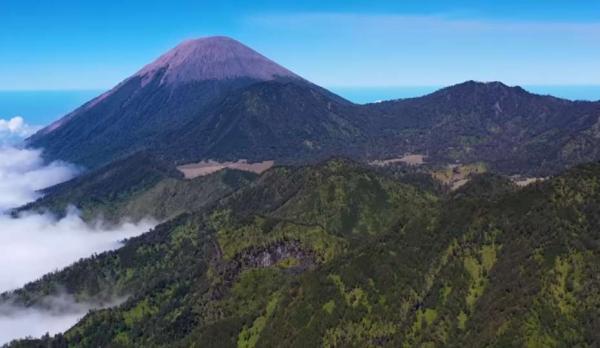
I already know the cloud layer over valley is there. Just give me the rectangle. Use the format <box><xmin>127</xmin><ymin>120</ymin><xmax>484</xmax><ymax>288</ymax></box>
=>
<box><xmin>0</xmin><ymin>209</ymin><xmax>156</xmax><ymax>292</ymax></box>
<box><xmin>0</xmin><ymin>146</ymin><xmax>77</xmax><ymax>211</ymax></box>
<box><xmin>0</xmin><ymin>117</ymin><xmax>157</xmax><ymax>344</ymax></box>
<box><xmin>0</xmin><ymin>210</ymin><xmax>155</xmax><ymax>345</ymax></box>
<box><xmin>0</xmin><ymin>294</ymin><xmax>126</xmax><ymax>344</ymax></box>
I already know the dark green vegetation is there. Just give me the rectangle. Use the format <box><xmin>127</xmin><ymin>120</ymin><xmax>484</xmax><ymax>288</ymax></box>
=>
<box><xmin>365</xmin><ymin>81</ymin><xmax>600</xmax><ymax>175</ymax></box>
<box><xmin>16</xmin><ymin>152</ymin><xmax>257</xmax><ymax>223</ymax></box>
<box><xmin>5</xmin><ymin>159</ymin><xmax>600</xmax><ymax>347</ymax></box>
<box><xmin>170</xmin><ymin>81</ymin><xmax>364</xmax><ymax>165</ymax></box>
<box><xmin>28</xmin><ymin>37</ymin><xmax>600</xmax><ymax>176</ymax></box>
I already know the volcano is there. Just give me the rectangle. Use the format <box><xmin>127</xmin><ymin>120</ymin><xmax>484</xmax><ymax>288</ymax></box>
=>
<box><xmin>28</xmin><ymin>36</ymin><xmax>356</xmax><ymax>169</ymax></box>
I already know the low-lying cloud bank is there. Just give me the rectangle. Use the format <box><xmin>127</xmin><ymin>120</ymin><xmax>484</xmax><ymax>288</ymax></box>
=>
<box><xmin>0</xmin><ymin>209</ymin><xmax>156</xmax><ymax>292</ymax></box>
<box><xmin>0</xmin><ymin>294</ymin><xmax>126</xmax><ymax>345</ymax></box>
<box><xmin>0</xmin><ymin>146</ymin><xmax>78</xmax><ymax>211</ymax></box>
<box><xmin>0</xmin><ymin>117</ymin><xmax>157</xmax><ymax>344</ymax></box>
<box><xmin>0</xmin><ymin>116</ymin><xmax>77</xmax><ymax>210</ymax></box>
<box><xmin>0</xmin><ymin>210</ymin><xmax>155</xmax><ymax>345</ymax></box>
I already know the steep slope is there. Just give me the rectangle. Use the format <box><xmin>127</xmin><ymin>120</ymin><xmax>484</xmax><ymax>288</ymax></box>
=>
<box><xmin>255</xmin><ymin>164</ymin><xmax>600</xmax><ymax>347</ymax></box>
<box><xmin>364</xmin><ymin>81</ymin><xmax>600</xmax><ymax>175</ymax></box>
<box><xmin>27</xmin><ymin>36</ymin><xmax>339</xmax><ymax>169</ymax></box>
<box><xmin>3</xmin><ymin>159</ymin><xmax>438</xmax><ymax>347</ymax></box>
<box><xmin>5</xmin><ymin>160</ymin><xmax>600</xmax><ymax>347</ymax></box>
<box><xmin>166</xmin><ymin>81</ymin><xmax>364</xmax><ymax>163</ymax></box>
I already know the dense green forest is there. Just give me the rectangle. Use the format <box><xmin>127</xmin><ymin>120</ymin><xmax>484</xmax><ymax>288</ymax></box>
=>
<box><xmin>5</xmin><ymin>159</ymin><xmax>600</xmax><ymax>347</ymax></box>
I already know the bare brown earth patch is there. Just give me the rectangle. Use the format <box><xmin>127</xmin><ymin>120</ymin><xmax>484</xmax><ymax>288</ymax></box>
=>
<box><xmin>177</xmin><ymin>159</ymin><xmax>274</xmax><ymax>179</ymax></box>
<box><xmin>511</xmin><ymin>176</ymin><xmax>547</xmax><ymax>187</ymax></box>
<box><xmin>370</xmin><ymin>154</ymin><xmax>426</xmax><ymax>166</ymax></box>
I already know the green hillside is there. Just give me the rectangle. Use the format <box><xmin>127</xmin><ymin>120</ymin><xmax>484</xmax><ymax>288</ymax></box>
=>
<box><xmin>16</xmin><ymin>152</ymin><xmax>257</xmax><ymax>223</ymax></box>
<box><xmin>5</xmin><ymin>160</ymin><xmax>600</xmax><ymax>347</ymax></box>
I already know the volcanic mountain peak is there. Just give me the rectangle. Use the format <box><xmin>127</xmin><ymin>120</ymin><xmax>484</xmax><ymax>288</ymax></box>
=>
<box><xmin>135</xmin><ymin>36</ymin><xmax>300</xmax><ymax>85</ymax></box>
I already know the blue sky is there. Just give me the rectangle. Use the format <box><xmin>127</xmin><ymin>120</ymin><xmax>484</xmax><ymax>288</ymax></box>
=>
<box><xmin>2</xmin><ymin>0</ymin><xmax>600</xmax><ymax>90</ymax></box>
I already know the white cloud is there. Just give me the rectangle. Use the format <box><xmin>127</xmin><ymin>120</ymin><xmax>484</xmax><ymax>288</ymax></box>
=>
<box><xmin>0</xmin><ymin>209</ymin><xmax>156</xmax><ymax>292</ymax></box>
<box><xmin>0</xmin><ymin>307</ymin><xmax>85</xmax><ymax>344</ymax></box>
<box><xmin>0</xmin><ymin>146</ymin><xmax>78</xmax><ymax>211</ymax></box>
<box><xmin>0</xmin><ymin>116</ymin><xmax>39</xmax><ymax>145</ymax></box>
<box><xmin>0</xmin><ymin>305</ymin><xmax>86</xmax><ymax>344</ymax></box>
<box><xmin>0</xmin><ymin>210</ymin><xmax>155</xmax><ymax>345</ymax></box>
<box><xmin>0</xmin><ymin>294</ymin><xmax>126</xmax><ymax>345</ymax></box>
<box><xmin>0</xmin><ymin>118</ymin><xmax>158</xmax><ymax>343</ymax></box>
<box><xmin>0</xmin><ymin>118</ymin><xmax>65</xmax><ymax>211</ymax></box>
<box><xmin>0</xmin><ymin>117</ymin><xmax>25</xmax><ymax>133</ymax></box>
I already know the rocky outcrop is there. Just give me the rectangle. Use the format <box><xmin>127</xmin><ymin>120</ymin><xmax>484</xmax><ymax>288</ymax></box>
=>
<box><xmin>210</xmin><ymin>240</ymin><xmax>315</xmax><ymax>300</ymax></box>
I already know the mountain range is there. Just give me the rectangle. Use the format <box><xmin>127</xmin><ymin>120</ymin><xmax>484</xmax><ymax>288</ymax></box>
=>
<box><xmin>28</xmin><ymin>36</ymin><xmax>600</xmax><ymax>176</ymax></box>
<box><xmin>4</xmin><ymin>36</ymin><xmax>600</xmax><ymax>347</ymax></box>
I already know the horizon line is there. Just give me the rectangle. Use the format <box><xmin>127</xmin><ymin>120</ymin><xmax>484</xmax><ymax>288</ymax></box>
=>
<box><xmin>3</xmin><ymin>83</ymin><xmax>600</xmax><ymax>92</ymax></box>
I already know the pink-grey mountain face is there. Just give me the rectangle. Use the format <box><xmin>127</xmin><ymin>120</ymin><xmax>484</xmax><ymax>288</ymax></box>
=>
<box><xmin>135</xmin><ymin>36</ymin><xmax>300</xmax><ymax>86</ymax></box>
<box><xmin>38</xmin><ymin>37</ymin><xmax>303</xmax><ymax>136</ymax></box>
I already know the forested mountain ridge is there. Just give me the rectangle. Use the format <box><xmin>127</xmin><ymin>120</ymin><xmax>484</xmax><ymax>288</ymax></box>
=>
<box><xmin>15</xmin><ymin>152</ymin><xmax>257</xmax><ymax>223</ymax></box>
<box><xmin>5</xmin><ymin>159</ymin><xmax>600</xmax><ymax>347</ymax></box>
<box><xmin>364</xmin><ymin>81</ymin><xmax>600</xmax><ymax>175</ymax></box>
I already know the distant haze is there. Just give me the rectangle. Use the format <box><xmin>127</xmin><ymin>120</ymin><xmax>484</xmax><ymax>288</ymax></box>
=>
<box><xmin>2</xmin><ymin>85</ymin><xmax>599</xmax><ymax>128</ymax></box>
<box><xmin>0</xmin><ymin>90</ymin><xmax>104</xmax><ymax>126</ymax></box>
<box><xmin>330</xmin><ymin>85</ymin><xmax>600</xmax><ymax>104</ymax></box>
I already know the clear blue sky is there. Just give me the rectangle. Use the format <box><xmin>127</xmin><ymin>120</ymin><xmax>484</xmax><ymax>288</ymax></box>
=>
<box><xmin>2</xmin><ymin>0</ymin><xmax>600</xmax><ymax>90</ymax></box>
